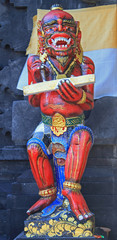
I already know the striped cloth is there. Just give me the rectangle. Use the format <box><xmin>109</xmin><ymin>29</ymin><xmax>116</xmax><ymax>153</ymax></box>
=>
<box><xmin>17</xmin><ymin>4</ymin><xmax>117</xmax><ymax>99</ymax></box>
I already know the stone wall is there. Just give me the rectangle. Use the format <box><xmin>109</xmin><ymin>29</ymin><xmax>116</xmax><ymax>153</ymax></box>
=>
<box><xmin>0</xmin><ymin>1</ymin><xmax>117</xmax><ymax>240</ymax></box>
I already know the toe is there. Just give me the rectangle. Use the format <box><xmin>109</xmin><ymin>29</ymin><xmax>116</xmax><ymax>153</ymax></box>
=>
<box><xmin>72</xmin><ymin>207</ymin><xmax>83</xmax><ymax>220</ymax></box>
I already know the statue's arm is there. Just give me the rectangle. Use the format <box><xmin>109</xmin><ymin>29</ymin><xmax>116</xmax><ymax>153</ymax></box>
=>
<box><xmin>56</xmin><ymin>57</ymin><xmax>94</xmax><ymax>107</ymax></box>
<box><xmin>27</xmin><ymin>55</ymin><xmax>42</xmax><ymax>107</ymax></box>
<box><xmin>79</xmin><ymin>56</ymin><xmax>95</xmax><ymax>111</ymax></box>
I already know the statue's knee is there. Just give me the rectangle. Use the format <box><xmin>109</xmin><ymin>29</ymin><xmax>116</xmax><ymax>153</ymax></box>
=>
<box><xmin>27</xmin><ymin>137</ymin><xmax>48</xmax><ymax>158</ymax></box>
<box><xmin>27</xmin><ymin>138</ymin><xmax>39</xmax><ymax>151</ymax></box>
<box><xmin>70</xmin><ymin>131</ymin><xmax>80</xmax><ymax>145</ymax></box>
<box><xmin>69</xmin><ymin>126</ymin><xmax>94</xmax><ymax>146</ymax></box>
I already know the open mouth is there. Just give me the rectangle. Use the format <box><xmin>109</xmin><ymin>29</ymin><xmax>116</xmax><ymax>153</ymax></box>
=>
<box><xmin>48</xmin><ymin>36</ymin><xmax>74</xmax><ymax>49</ymax></box>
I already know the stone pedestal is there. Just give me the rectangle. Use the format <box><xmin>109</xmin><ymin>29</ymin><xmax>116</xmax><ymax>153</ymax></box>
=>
<box><xmin>14</xmin><ymin>228</ymin><xmax>108</xmax><ymax>240</ymax></box>
<box><xmin>14</xmin><ymin>199</ymin><xmax>108</xmax><ymax>240</ymax></box>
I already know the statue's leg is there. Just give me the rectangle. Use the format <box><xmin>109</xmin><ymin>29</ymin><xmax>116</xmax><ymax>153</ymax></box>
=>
<box><xmin>27</xmin><ymin>123</ymin><xmax>56</xmax><ymax>215</ymax></box>
<box><xmin>62</xmin><ymin>125</ymin><xmax>93</xmax><ymax>220</ymax></box>
<box><xmin>41</xmin><ymin>130</ymin><xmax>68</xmax><ymax>216</ymax></box>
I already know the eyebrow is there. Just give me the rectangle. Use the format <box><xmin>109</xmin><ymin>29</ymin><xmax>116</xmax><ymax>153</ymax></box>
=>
<box><xmin>63</xmin><ymin>19</ymin><xmax>76</xmax><ymax>26</ymax></box>
<box><xmin>43</xmin><ymin>20</ymin><xmax>57</xmax><ymax>27</ymax></box>
<box><xmin>43</xmin><ymin>19</ymin><xmax>76</xmax><ymax>28</ymax></box>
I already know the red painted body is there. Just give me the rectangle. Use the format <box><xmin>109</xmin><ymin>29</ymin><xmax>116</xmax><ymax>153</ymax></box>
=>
<box><xmin>27</xmin><ymin>5</ymin><xmax>95</xmax><ymax>219</ymax></box>
<box><xmin>28</xmin><ymin>56</ymin><xmax>94</xmax><ymax>117</ymax></box>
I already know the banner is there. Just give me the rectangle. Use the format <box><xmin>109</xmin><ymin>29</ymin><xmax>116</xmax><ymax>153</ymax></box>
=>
<box><xmin>17</xmin><ymin>4</ymin><xmax>117</xmax><ymax>99</ymax></box>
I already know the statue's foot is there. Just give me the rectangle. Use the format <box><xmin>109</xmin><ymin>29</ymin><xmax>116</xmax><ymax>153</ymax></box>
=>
<box><xmin>41</xmin><ymin>193</ymin><xmax>64</xmax><ymax>217</ymax></box>
<box><xmin>62</xmin><ymin>189</ymin><xmax>93</xmax><ymax>220</ymax></box>
<box><xmin>26</xmin><ymin>194</ymin><xmax>56</xmax><ymax>216</ymax></box>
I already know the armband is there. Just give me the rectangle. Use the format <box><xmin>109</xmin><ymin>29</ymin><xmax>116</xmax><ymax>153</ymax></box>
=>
<box><xmin>77</xmin><ymin>90</ymin><xmax>86</xmax><ymax>104</ymax></box>
<box><xmin>63</xmin><ymin>181</ymin><xmax>81</xmax><ymax>191</ymax></box>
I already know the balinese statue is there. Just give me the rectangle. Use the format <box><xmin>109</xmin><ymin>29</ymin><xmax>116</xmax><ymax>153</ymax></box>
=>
<box><xmin>24</xmin><ymin>4</ymin><xmax>96</xmax><ymax>238</ymax></box>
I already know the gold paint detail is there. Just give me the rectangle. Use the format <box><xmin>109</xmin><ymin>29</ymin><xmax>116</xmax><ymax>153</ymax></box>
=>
<box><xmin>77</xmin><ymin>90</ymin><xmax>86</xmax><ymax>104</ymax></box>
<box><xmin>42</xmin><ymin>112</ymin><xmax>85</xmax><ymax>127</ymax></box>
<box><xmin>52</xmin><ymin>113</ymin><xmax>66</xmax><ymax>127</ymax></box>
<box><xmin>40</xmin><ymin>52</ymin><xmax>48</xmax><ymax>63</ymax></box>
<box><xmin>51</xmin><ymin>126</ymin><xmax>67</xmax><ymax>136</ymax></box>
<box><xmin>56</xmin><ymin>56</ymin><xmax>69</xmax><ymax>66</ymax></box>
<box><xmin>76</xmin><ymin>44</ymin><xmax>83</xmax><ymax>64</ymax></box>
<box><xmin>56</xmin><ymin>74</ymin><xmax>67</xmax><ymax>79</ymax></box>
<box><xmin>57</xmin><ymin>158</ymin><xmax>65</xmax><ymax>166</ymax></box>
<box><xmin>24</xmin><ymin>214</ymin><xmax>94</xmax><ymax>238</ymax></box>
<box><xmin>51</xmin><ymin>6</ymin><xmax>63</xmax><ymax>11</ymax></box>
<box><xmin>52</xmin><ymin>143</ymin><xmax>65</xmax><ymax>155</ymax></box>
<box><xmin>73</xmin><ymin>134</ymin><xmax>79</xmax><ymax>179</ymax></box>
<box><xmin>63</xmin><ymin>181</ymin><xmax>81</xmax><ymax>191</ymax></box>
<box><xmin>47</xmin><ymin>104</ymin><xmax>65</xmax><ymax>110</ymax></box>
<box><xmin>51</xmin><ymin>113</ymin><xmax>67</xmax><ymax>136</ymax></box>
<box><xmin>47</xmin><ymin>56</ymin><xmax>77</xmax><ymax>78</ymax></box>
<box><xmin>39</xmin><ymin>187</ymin><xmax>57</xmax><ymax>197</ymax></box>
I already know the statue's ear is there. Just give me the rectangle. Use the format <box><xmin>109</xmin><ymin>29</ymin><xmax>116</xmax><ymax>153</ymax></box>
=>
<box><xmin>75</xmin><ymin>21</ymin><xmax>81</xmax><ymax>44</ymax></box>
<box><xmin>37</xmin><ymin>20</ymin><xmax>45</xmax><ymax>55</ymax></box>
<box><xmin>37</xmin><ymin>21</ymin><xmax>44</xmax><ymax>37</ymax></box>
<box><xmin>75</xmin><ymin>21</ymin><xmax>83</xmax><ymax>63</ymax></box>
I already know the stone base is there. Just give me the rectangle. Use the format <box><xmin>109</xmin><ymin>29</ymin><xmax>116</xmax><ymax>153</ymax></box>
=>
<box><xmin>23</xmin><ymin>198</ymin><xmax>95</xmax><ymax>238</ymax></box>
<box><xmin>14</xmin><ymin>228</ymin><xmax>108</xmax><ymax>240</ymax></box>
<box><xmin>14</xmin><ymin>199</ymin><xmax>108</xmax><ymax>240</ymax></box>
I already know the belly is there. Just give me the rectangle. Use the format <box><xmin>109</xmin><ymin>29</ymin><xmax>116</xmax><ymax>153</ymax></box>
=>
<box><xmin>40</xmin><ymin>91</ymin><xmax>83</xmax><ymax>117</ymax></box>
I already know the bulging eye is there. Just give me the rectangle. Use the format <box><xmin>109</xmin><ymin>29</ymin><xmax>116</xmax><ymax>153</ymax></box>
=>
<box><xmin>63</xmin><ymin>26</ymin><xmax>69</xmax><ymax>31</ymax></box>
<box><xmin>44</xmin><ymin>25</ymin><xmax>57</xmax><ymax>33</ymax></box>
<box><xmin>63</xmin><ymin>26</ymin><xmax>75</xmax><ymax>31</ymax></box>
<box><xmin>51</xmin><ymin>26</ymin><xmax>57</xmax><ymax>31</ymax></box>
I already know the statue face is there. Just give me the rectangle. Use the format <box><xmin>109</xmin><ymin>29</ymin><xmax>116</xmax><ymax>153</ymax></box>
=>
<box><xmin>42</xmin><ymin>10</ymin><xmax>77</xmax><ymax>57</ymax></box>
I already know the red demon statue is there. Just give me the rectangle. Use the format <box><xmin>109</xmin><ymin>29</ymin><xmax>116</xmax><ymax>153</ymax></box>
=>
<box><xmin>27</xmin><ymin>4</ymin><xmax>95</xmax><ymax>222</ymax></box>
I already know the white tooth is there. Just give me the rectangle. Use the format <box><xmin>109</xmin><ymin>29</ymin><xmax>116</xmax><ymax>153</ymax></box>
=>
<box><xmin>52</xmin><ymin>40</ymin><xmax>55</xmax><ymax>45</ymax></box>
<box><xmin>59</xmin><ymin>45</ymin><xmax>61</xmax><ymax>48</ymax></box>
<box><xmin>62</xmin><ymin>45</ymin><xmax>64</xmax><ymax>48</ymax></box>
<box><xmin>65</xmin><ymin>45</ymin><xmax>67</xmax><ymax>47</ymax></box>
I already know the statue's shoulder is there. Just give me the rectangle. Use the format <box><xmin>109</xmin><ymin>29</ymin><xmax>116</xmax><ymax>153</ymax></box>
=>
<box><xmin>81</xmin><ymin>56</ymin><xmax>95</xmax><ymax>74</ymax></box>
<box><xmin>27</xmin><ymin>55</ymin><xmax>42</xmax><ymax>68</ymax></box>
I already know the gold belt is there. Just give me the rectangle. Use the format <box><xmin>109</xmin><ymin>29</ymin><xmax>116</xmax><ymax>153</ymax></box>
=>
<box><xmin>41</xmin><ymin>113</ymin><xmax>84</xmax><ymax>136</ymax></box>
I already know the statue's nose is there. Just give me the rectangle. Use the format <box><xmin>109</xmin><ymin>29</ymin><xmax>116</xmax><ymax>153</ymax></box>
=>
<box><xmin>57</xmin><ymin>19</ymin><xmax>63</xmax><ymax>31</ymax></box>
<box><xmin>58</xmin><ymin>24</ymin><xmax>62</xmax><ymax>31</ymax></box>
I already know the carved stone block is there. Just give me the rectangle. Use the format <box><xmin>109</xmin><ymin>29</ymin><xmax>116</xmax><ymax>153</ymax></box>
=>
<box><xmin>12</xmin><ymin>100</ymin><xmax>41</xmax><ymax>145</ymax></box>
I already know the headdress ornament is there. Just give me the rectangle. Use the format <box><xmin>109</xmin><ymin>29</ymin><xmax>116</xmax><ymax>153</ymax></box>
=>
<box><xmin>50</xmin><ymin>4</ymin><xmax>63</xmax><ymax>11</ymax></box>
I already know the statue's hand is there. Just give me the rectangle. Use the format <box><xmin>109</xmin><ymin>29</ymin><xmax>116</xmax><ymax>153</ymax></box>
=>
<box><xmin>57</xmin><ymin>79</ymin><xmax>82</xmax><ymax>103</ymax></box>
<box><xmin>30</xmin><ymin>60</ymin><xmax>49</xmax><ymax>83</ymax></box>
